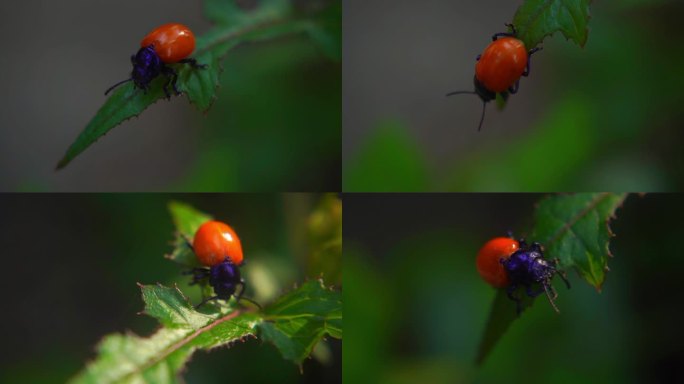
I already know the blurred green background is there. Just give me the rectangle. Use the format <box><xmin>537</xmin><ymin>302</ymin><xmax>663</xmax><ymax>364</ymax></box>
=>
<box><xmin>344</xmin><ymin>193</ymin><xmax>681</xmax><ymax>383</ymax></box>
<box><xmin>0</xmin><ymin>193</ymin><xmax>341</xmax><ymax>383</ymax></box>
<box><xmin>0</xmin><ymin>0</ymin><xmax>340</xmax><ymax>191</ymax></box>
<box><xmin>343</xmin><ymin>0</ymin><xmax>684</xmax><ymax>191</ymax></box>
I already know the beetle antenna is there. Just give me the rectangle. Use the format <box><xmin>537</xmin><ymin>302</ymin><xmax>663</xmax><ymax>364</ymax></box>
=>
<box><xmin>104</xmin><ymin>78</ymin><xmax>133</xmax><ymax>95</ymax></box>
<box><xmin>478</xmin><ymin>100</ymin><xmax>487</xmax><ymax>131</ymax></box>
<box><xmin>446</xmin><ymin>91</ymin><xmax>488</xmax><ymax>131</ymax></box>
<box><xmin>446</xmin><ymin>90</ymin><xmax>477</xmax><ymax>97</ymax></box>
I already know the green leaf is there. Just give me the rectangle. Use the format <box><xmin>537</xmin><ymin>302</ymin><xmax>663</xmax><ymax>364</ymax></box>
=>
<box><xmin>70</xmin><ymin>284</ymin><xmax>260</xmax><ymax>384</ymax></box>
<box><xmin>139</xmin><ymin>283</ymin><xmax>216</xmax><ymax>329</ymax></box>
<box><xmin>56</xmin><ymin>0</ymin><xmax>340</xmax><ymax>170</ymax></box>
<box><xmin>72</xmin><ymin>279</ymin><xmax>341</xmax><ymax>383</ymax></box>
<box><xmin>531</xmin><ymin>192</ymin><xmax>627</xmax><ymax>290</ymax></box>
<box><xmin>475</xmin><ymin>290</ymin><xmax>533</xmax><ymax>365</ymax></box>
<box><xmin>513</xmin><ymin>0</ymin><xmax>592</xmax><ymax>48</ymax></box>
<box><xmin>260</xmin><ymin>280</ymin><xmax>342</xmax><ymax>365</ymax></box>
<box><xmin>55</xmin><ymin>82</ymin><xmax>166</xmax><ymax>170</ymax></box>
<box><xmin>165</xmin><ymin>201</ymin><xmax>213</xmax><ymax>267</ymax></box>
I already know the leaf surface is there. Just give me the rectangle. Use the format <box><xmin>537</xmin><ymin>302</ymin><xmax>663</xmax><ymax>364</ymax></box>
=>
<box><xmin>513</xmin><ymin>0</ymin><xmax>592</xmax><ymax>48</ymax></box>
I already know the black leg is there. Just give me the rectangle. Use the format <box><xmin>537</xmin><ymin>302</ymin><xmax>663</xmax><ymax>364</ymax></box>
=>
<box><xmin>182</xmin><ymin>234</ymin><xmax>194</xmax><ymax>251</ymax></box>
<box><xmin>184</xmin><ymin>267</ymin><xmax>210</xmax><ymax>285</ymax></box>
<box><xmin>542</xmin><ymin>283</ymin><xmax>560</xmax><ymax>313</ymax></box>
<box><xmin>492</xmin><ymin>24</ymin><xmax>517</xmax><ymax>41</ymax></box>
<box><xmin>476</xmin><ymin>54</ymin><xmax>481</xmax><ymax>61</ymax></box>
<box><xmin>236</xmin><ymin>280</ymin><xmax>245</xmax><ymax>303</ymax></box>
<box><xmin>525</xmin><ymin>284</ymin><xmax>544</xmax><ymax>298</ymax></box>
<box><xmin>530</xmin><ymin>242</ymin><xmax>543</xmax><ymax>253</ymax></box>
<box><xmin>179</xmin><ymin>58</ymin><xmax>208</xmax><ymax>69</ymax></box>
<box><xmin>162</xmin><ymin>82</ymin><xmax>171</xmax><ymax>99</ymax></box>
<box><xmin>507</xmin><ymin>284</ymin><xmax>522</xmax><ymax>314</ymax></box>
<box><xmin>234</xmin><ymin>280</ymin><xmax>262</xmax><ymax>309</ymax></box>
<box><xmin>523</xmin><ymin>47</ymin><xmax>542</xmax><ymax>77</ymax></box>
<box><xmin>558</xmin><ymin>270</ymin><xmax>571</xmax><ymax>289</ymax></box>
<box><xmin>504</xmin><ymin>23</ymin><xmax>517</xmax><ymax>35</ymax></box>
<box><xmin>508</xmin><ymin>80</ymin><xmax>520</xmax><ymax>94</ymax></box>
<box><xmin>492</xmin><ymin>32</ymin><xmax>514</xmax><ymax>41</ymax></box>
<box><xmin>160</xmin><ymin>66</ymin><xmax>179</xmax><ymax>97</ymax></box>
<box><xmin>195</xmin><ymin>295</ymin><xmax>219</xmax><ymax>309</ymax></box>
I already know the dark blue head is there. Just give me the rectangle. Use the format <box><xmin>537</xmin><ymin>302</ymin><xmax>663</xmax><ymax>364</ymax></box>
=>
<box><xmin>130</xmin><ymin>46</ymin><xmax>163</xmax><ymax>90</ymax></box>
<box><xmin>502</xmin><ymin>242</ymin><xmax>556</xmax><ymax>285</ymax></box>
<box><xmin>501</xmin><ymin>239</ymin><xmax>570</xmax><ymax>314</ymax></box>
<box><xmin>209</xmin><ymin>259</ymin><xmax>242</xmax><ymax>299</ymax></box>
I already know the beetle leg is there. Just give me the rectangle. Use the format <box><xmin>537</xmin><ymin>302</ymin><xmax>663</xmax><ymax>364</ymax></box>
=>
<box><xmin>543</xmin><ymin>283</ymin><xmax>560</xmax><ymax>313</ymax></box>
<box><xmin>476</xmin><ymin>54</ymin><xmax>481</xmax><ymax>61</ymax></box>
<box><xmin>194</xmin><ymin>295</ymin><xmax>219</xmax><ymax>309</ymax></box>
<box><xmin>523</xmin><ymin>47</ymin><xmax>542</xmax><ymax>77</ymax></box>
<box><xmin>557</xmin><ymin>269</ymin><xmax>571</xmax><ymax>289</ymax></box>
<box><xmin>491</xmin><ymin>32</ymin><xmax>514</xmax><ymax>41</ymax></box>
<box><xmin>526</xmin><ymin>284</ymin><xmax>545</xmax><ymax>298</ymax></box>
<box><xmin>492</xmin><ymin>24</ymin><xmax>517</xmax><ymax>41</ymax></box>
<box><xmin>507</xmin><ymin>284</ymin><xmax>523</xmax><ymax>314</ymax></box>
<box><xmin>508</xmin><ymin>80</ymin><xmax>520</xmax><ymax>94</ymax></box>
<box><xmin>179</xmin><ymin>58</ymin><xmax>208</xmax><ymax>69</ymax></box>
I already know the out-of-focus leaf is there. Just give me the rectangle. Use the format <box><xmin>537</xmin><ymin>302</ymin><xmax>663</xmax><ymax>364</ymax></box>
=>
<box><xmin>446</xmin><ymin>96</ymin><xmax>596</xmax><ymax>191</ymax></box>
<box><xmin>307</xmin><ymin>194</ymin><xmax>342</xmax><ymax>285</ymax></box>
<box><xmin>344</xmin><ymin>121</ymin><xmax>429</xmax><ymax>192</ymax></box>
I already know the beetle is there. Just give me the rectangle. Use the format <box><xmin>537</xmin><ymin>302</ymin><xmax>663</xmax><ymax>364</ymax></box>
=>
<box><xmin>183</xmin><ymin>220</ymin><xmax>260</xmax><ymax>309</ymax></box>
<box><xmin>477</xmin><ymin>236</ymin><xmax>570</xmax><ymax>314</ymax></box>
<box><xmin>447</xmin><ymin>24</ymin><xmax>541</xmax><ymax>130</ymax></box>
<box><xmin>104</xmin><ymin>23</ymin><xmax>206</xmax><ymax>98</ymax></box>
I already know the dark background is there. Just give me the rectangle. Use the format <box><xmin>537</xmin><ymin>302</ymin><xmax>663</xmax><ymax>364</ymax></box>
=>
<box><xmin>343</xmin><ymin>0</ymin><xmax>684</xmax><ymax>191</ymax></box>
<box><xmin>0</xmin><ymin>194</ymin><xmax>341</xmax><ymax>383</ymax></box>
<box><xmin>344</xmin><ymin>193</ymin><xmax>682</xmax><ymax>383</ymax></box>
<box><xmin>0</xmin><ymin>0</ymin><xmax>340</xmax><ymax>192</ymax></box>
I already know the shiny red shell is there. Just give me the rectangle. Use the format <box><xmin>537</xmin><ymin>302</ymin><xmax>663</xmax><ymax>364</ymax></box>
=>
<box><xmin>192</xmin><ymin>221</ymin><xmax>244</xmax><ymax>267</ymax></box>
<box><xmin>475</xmin><ymin>37</ymin><xmax>528</xmax><ymax>93</ymax></box>
<box><xmin>476</xmin><ymin>237</ymin><xmax>519</xmax><ymax>288</ymax></box>
<box><xmin>140</xmin><ymin>23</ymin><xmax>196</xmax><ymax>63</ymax></box>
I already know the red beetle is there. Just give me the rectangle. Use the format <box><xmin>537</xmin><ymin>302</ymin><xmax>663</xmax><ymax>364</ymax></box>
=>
<box><xmin>192</xmin><ymin>220</ymin><xmax>244</xmax><ymax>267</ymax></box>
<box><xmin>476</xmin><ymin>237</ymin><xmax>520</xmax><ymax>288</ymax></box>
<box><xmin>105</xmin><ymin>23</ymin><xmax>206</xmax><ymax>97</ymax></box>
<box><xmin>447</xmin><ymin>24</ymin><xmax>541</xmax><ymax>130</ymax></box>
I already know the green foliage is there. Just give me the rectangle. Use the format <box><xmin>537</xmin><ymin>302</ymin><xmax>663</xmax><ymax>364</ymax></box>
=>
<box><xmin>70</xmin><ymin>201</ymin><xmax>342</xmax><ymax>383</ymax></box>
<box><xmin>513</xmin><ymin>0</ymin><xmax>592</xmax><ymax>48</ymax></box>
<box><xmin>70</xmin><ymin>284</ymin><xmax>259</xmax><ymax>384</ymax></box>
<box><xmin>165</xmin><ymin>201</ymin><xmax>212</xmax><ymax>267</ymax></box>
<box><xmin>344</xmin><ymin>121</ymin><xmax>429</xmax><ymax>191</ymax></box>
<box><xmin>260</xmin><ymin>280</ymin><xmax>342</xmax><ymax>364</ymax></box>
<box><xmin>532</xmin><ymin>192</ymin><xmax>627</xmax><ymax>290</ymax></box>
<box><xmin>57</xmin><ymin>0</ymin><xmax>340</xmax><ymax>170</ymax></box>
<box><xmin>476</xmin><ymin>193</ymin><xmax>626</xmax><ymax>365</ymax></box>
<box><xmin>307</xmin><ymin>194</ymin><xmax>343</xmax><ymax>285</ymax></box>
<box><xmin>446</xmin><ymin>96</ymin><xmax>595</xmax><ymax>191</ymax></box>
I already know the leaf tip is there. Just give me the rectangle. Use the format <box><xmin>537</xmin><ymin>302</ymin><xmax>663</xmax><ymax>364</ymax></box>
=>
<box><xmin>55</xmin><ymin>157</ymin><xmax>69</xmax><ymax>171</ymax></box>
